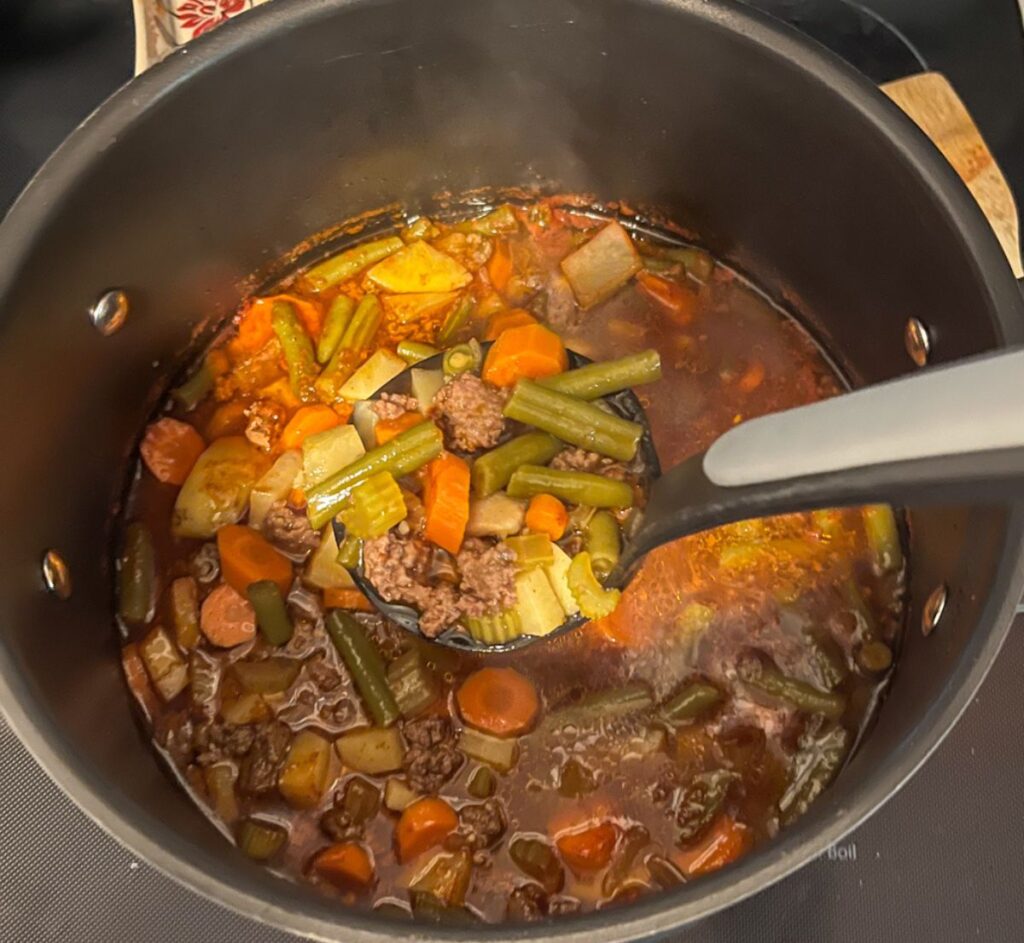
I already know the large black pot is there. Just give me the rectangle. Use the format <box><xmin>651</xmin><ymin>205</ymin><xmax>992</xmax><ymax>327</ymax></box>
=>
<box><xmin>1</xmin><ymin>0</ymin><xmax>1022</xmax><ymax>939</ymax></box>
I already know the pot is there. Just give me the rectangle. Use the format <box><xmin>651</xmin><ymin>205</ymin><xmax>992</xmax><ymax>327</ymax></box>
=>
<box><xmin>0</xmin><ymin>0</ymin><xmax>1022</xmax><ymax>939</ymax></box>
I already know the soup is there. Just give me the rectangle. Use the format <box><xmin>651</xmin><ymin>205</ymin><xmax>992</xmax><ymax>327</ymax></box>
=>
<box><xmin>116</xmin><ymin>198</ymin><xmax>905</xmax><ymax>922</ymax></box>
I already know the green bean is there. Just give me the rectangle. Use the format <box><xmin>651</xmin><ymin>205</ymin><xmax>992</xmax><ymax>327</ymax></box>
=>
<box><xmin>863</xmin><ymin>504</ymin><xmax>903</xmax><ymax>572</ymax></box>
<box><xmin>661</xmin><ymin>246</ymin><xmax>714</xmax><ymax>281</ymax></box>
<box><xmin>467</xmin><ymin>765</ymin><xmax>496</xmax><ymax>799</ymax></box>
<box><xmin>470</xmin><ymin>432</ymin><xmax>562</xmax><ymax>497</ymax></box>
<box><xmin>453</xmin><ymin>204</ymin><xmax>518</xmax><ymax>236</ymax></box>
<box><xmin>538</xmin><ymin>349</ymin><xmax>661</xmax><ymax>400</ymax></box>
<box><xmin>857</xmin><ymin>640</ymin><xmax>893</xmax><ymax>673</ymax></box>
<box><xmin>386</xmin><ymin>648</ymin><xmax>440</xmax><ymax>718</ymax></box>
<box><xmin>339</xmin><ymin>293</ymin><xmax>382</xmax><ymax>352</ymax></box>
<box><xmin>236</xmin><ymin>817</ymin><xmax>287</xmax><ymax>860</ymax></box>
<box><xmin>806</xmin><ymin>629</ymin><xmax>849</xmax><ymax>690</ymax></box>
<box><xmin>118</xmin><ymin>522</ymin><xmax>155</xmax><ymax>623</ymax></box>
<box><xmin>646</xmin><ymin>854</ymin><xmax>685</xmax><ymax>888</ymax></box>
<box><xmin>503</xmin><ymin>379</ymin><xmax>642</xmax><ymax>461</ymax></box>
<box><xmin>584</xmin><ymin>511</ymin><xmax>621</xmax><ymax>578</ymax></box>
<box><xmin>336</xmin><ymin>533</ymin><xmax>362</xmax><ymax>570</ymax></box>
<box><xmin>437</xmin><ymin>294</ymin><xmax>474</xmax><ymax>346</ymax></box>
<box><xmin>660</xmin><ymin>682</ymin><xmax>723</xmax><ymax>725</ymax></box>
<box><xmin>508</xmin><ymin>838</ymin><xmax>564</xmax><ymax>894</ymax></box>
<box><xmin>314</xmin><ymin>346</ymin><xmax>359</xmax><ymax>403</ymax></box>
<box><xmin>271</xmin><ymin>301</ymin><xmax>317</xmax><ymax>401</ymax></box>
<box><xmin>442</xmin><ymin>339</ymin><xmax>482</xmax><ymax>376</ymax></box>
<box><xmin>326</xmin><ymin>610</ymin><xmax>400</xmax><ymax>726</ymax></box>
<box><xmin>172</xmin><ymin>362</ymin><xmax>213</xmax><ymax>411</ymax></box>
<box><xmin>306</xmin><ymin>236</ymin><xmax>404</xmax><ymax>291</ymax></box>
<box><xmin>507</xmin><ymin>465</ymin><xmax>634</xmax><ymax>509</ymax></box>
<box><xmin>738</xmin><ymin>655</ymin><xmax>846</xmax><ymax>720</ymax></box>
<box><xmin>558</xmin><ymin>757</ymin><xmax>597</xmax><ymax>798</ymax></box>
<box><xmin>306</xmin><ymin>420</ymin><xmax>444</xmax><ymax>529</ymax></box>
<box><xmin>397</xmin><ymin>340</ymin><xmax>440</xmax><ymax>364</ymax></box>
<box><xmin>602</xmin><ymin>825</ymin><xmax>650</xmax><ymax>896</ymax></box>
<box><xmin>547</xmin><ymin>682</ymin><xmax>653</xmax><ymax>730</ymax></box>
<box><xmin>316</xmin><ymin>295</ymin><xmax>356</xmax><ymax>364</ymax></box>
<box><xmin>245</xmin><ymin>580</ymin><xmax>293</xmax><ymax>645</ymax></box>
<box><xmin>401</xmin><ymin>217</ymin><xmax>438</xmax><ymax>241</ymax></box>
<box><xmin>675</xmin><ymin>769</ymin><xmax>737</xmax><ymax>841</ymax></box>
<box><xmin>779</xmin><ymin>724</ymin><xmax>849</xmax><ymax>824</ymax></box>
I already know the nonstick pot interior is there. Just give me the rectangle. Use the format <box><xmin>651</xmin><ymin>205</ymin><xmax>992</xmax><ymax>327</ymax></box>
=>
<box><xmin>0</xmin><ymin>1</ymin><xmax>1021</xmax><ymax>940</ymax></box>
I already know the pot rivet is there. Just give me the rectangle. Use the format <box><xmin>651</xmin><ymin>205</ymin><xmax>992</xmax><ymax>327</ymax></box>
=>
<box><xmin>922</xmin><ymin>583</ymin><xmax>947</xmax><ymax>636</ymax></box>
<box><xmin>41</xmin><ymin>550</ymin><xmax>72</xmax><ymax>600</ymax></box>
<box><xmin>89</xmin><ymin>289</ymin><xmax>129</xmax><ymax>336</ymax></box>
<box><xmin>904</xmin><ymin>318</ymin><xmax>930</xmax><ymax>367</ymax></box>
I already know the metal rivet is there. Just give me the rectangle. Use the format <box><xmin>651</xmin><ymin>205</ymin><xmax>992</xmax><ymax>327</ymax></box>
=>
<box><xmin>904</xmin><ymin>317</ymin><xmax>930</xmax><ymax>367</ymax></box>
<box><xmin>89</xmin><ymin>289</ymin><xmax>129</xmax><ymax>336</ymax></box>
<box><xmin>922</xmin><ymin>583</ymin><xmax>947</xmax><ymax>636</ymax></box>
<box><xmin>41</xmin><ymin>550</ymin><xmax>72</xmax><ymax>600</ymax></box>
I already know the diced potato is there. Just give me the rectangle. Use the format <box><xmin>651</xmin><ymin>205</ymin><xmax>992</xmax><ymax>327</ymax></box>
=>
<box><xmin>514</xmin><ymin>567</ymin><xmax>566</xmax><ymax>637</ymax></box>
<box><xmin>172</xmin><ymin>437</ymin><xmax>269</xmax><ymax>539</ymax></box>
<box><xmin>337</xmin><ymin>349</ymin><xmax>407</xmax><ymax>402</ymax></box>
<box><xmin>544</xmin><ymin>544</ymin><xmax>578</xmax><ymax>615</ymax></box>
<box><xmin>302</xmin><ymin>424</ymin><xmax>365</xmax><ymax>489</ymax></box>
<box><xmin>351</xmin><ymin>401</ymin><xmax>379</xmax><ymax>450</ymax></box>
<box><xmin>336</xmin><ymin>726</ymin><xmax>405</xmax><ymax>774</ymax></box>
<box><xmin>366</xmin><ymin>241</ymin><xmax>471</xmax><ymax>293</ymax></box>
<box><xmin>383</xmin><ymin>777</ymin><xmax>419</xmax><ymax>812</ymax></box>
<box><xmin>466</xmin><ymin>493</ymin><xmax>527</xmax><ymax>538</ymax></box>
<box><xmin>382</xmin><ymin>292</ymin><xmax>458</xmax><ymax>324</ymax></box>
<box><xmin>250</xmin><ymin>449</ymin><xmax>302</xmax><ymax>527</ymax></box>
<box><xmin>258</xmin><ymin>376</ymin><xmax>302</xmax><ymax>410</ymax></box>
<box><xmin>410</xmin><ymin>368</ymin><xmax>443</xmax><ymax>412</ymax></box>
<box><xmin>139</xmin><ymin>625</ymin><xmax>189</xmax><ymax>701</ymax></box>
<box><xmin>560</xmin><ymin>221</ymin><xmax>641</xmax><ymax>309</ymax></box>
<box><xmin>220</xmin><ymin>691</ymin><xmax>271</xmax><ymax>725</ymax></box>
<box><xmin>279</xmin><ymin>731</ymin><xmax>335</xmax><ymax>809</ymax></box>
<box><xmin>305</xmin><ymin>524</ymin><xmax>356</xmax><ymax>590</ymax></box>
<box><xmin>458</xmin><ymin>726</ymin><xmax>518</xmax><ymax>772</ymax></box>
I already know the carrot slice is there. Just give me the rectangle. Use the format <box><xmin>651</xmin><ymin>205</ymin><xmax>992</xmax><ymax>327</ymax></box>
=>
<box><xmin>395</xmin><ymin>797</ymin><xmax>458</xmax><ymax>862</ymax></box>
<box><xmin>199</xmin><ymin>583</ymin><xmax>257</xmax><ymax>648</ymax></box>
<box><xmin>636</xmin><ymin>271</ymin><xmax>698</xmax><ymax>324</ymax></box>
<box><xmin>487</xmin><ymin>238</ymin><xmax>514</xmax><ymax>294</ymax></box>
<box><xmin>232</xmin><ymin>295</ymin><xmax>323</xmax><ymax>360</ymax></box>
<box><xmin>422</xmin><ymin>452</ymin><xmax>470</xmax><ymax>554</ymax></box>
<box><xmin>323</xmin><ymin>587</ymin><xmax>374</xmax><ymax>612</ymax></box>
<box><xmin>481</xmin><ymin>323</ymin><xmax>568</xmax><ymax>388</ymax></box>
<box><xmin>737</xmin><ymin>360</ymin><xmax>765</xmax><ymax>392</ymax></box>
<box><xmin>556</xmin><ymin>822</ymin><xmax>617</xmax><ymax>872</ymax></box>
<box><xmin>312</xmin><ymin>842</ymin><xmax>375</xmax><ymax>891</ymax></box>
<box><xmin>374</xmin><ymin>411</ymin><xmax>425</xmax><ymax>446</ymax></box>
<box><xmin>216</xmin><ymin>524</ymin><xmax>293</xmax><ymax>597</ymax></box>
<box><xmin>484</xmin><ymin>308</ymin><xmax>538</xmax><ymax>340</ymax></box>
<box><xmin>140</xmin><ymin>418</ymin><xmax>205</xmax><ymax>486</ymax></box>
<box><xmin>456</xmin><ymin>667</ymin><xmax>539</xmax><ymax>737</ymax></box>
<box><xmin>279</xmin><ymin>404</ymin><xmax>343</xmax><ymax>451</ymax></box>
<box><xmin>671</xmin><ymin>815</ymin><xmax>751</xmax><ymax>877</ymax></box>
<box><xmin>121</xmin><ymin>643</ymin><xmax>160</xmax><ymax>721</ymax></box>
<box><xmin>524</xmin><ymin>493</ymin><xmax>568</xmax><ymax>541</ymax></box>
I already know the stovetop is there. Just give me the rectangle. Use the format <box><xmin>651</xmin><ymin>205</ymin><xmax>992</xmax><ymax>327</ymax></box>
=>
<box><xmin>1</xmin><ymin>1</ymin><xmax>1023</xmax><ymax>940</ymax></box>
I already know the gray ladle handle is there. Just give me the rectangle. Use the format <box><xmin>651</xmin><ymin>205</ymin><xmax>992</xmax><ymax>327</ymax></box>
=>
<box><xmin>617</xmin><ymin>347</ymin><xmax>1024</xmax><ymax>579</ymax></box>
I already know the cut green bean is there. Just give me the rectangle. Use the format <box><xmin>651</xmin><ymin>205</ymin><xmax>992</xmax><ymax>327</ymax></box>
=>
<box><xmin>442</xmin><ymin>339</ymin><xmax>482</xmax><ymax>376</ymax></box>
<box><xmin>780</xmin><ymin>724</ymin><xmax>850</xmax><ymax>824</ymax></box>
<box><xmin>508</xmin><ymin>838</ymin><xmax>563</xmax><ymax>894</ymax></box>
<box><xmin>857</xmin><ymin>640</ymin><xmax>893</xmax><ymax>673</ymax></box>
<box><xmin>453</xmin><ymin>204</ymin><xmax>518</xmax><ymax>236</ymax></box>
<box><xmin>470</xmin><ymin>432</ymin><xmax>562</xmax><ymax>497</ymax></box>
<box><xmin>119</xmin><ymin>522</ymin><xmax>156</xmax><ymax>624</ymax></box>
<box><xmin>738</xmin><ymin>655</ymin><xmax>846</xmax><ymax>720</ymax></box>
<box><xmin>503</xmin><ymin>379</ymin><xmax>642</xmax><ymax>461</ymax></box>
<box><xmin>271</xmin><ymin>301</ymin><xmax>318</xmax><ymax>402</ymax></box>
<box><xmin>339</xmin><ymin>293</ymin><xmax>383</xmax><ymax>352</ymax></box>
<box><xmin>172</xmin><ymin>362</ymin><xmax>213</xmax><ymax>411</ymax></box>
<box><xmin>326</xmin><ymin>610</ymin><xmax>400</xmax><ymax>726</ymax></box>
<box><xmin>538</xmin><ymin>349</ymin><xmax>661</xmax><ymax>400</ymax></box>
<box><xmin>547</xmin><ymin>682</ymin><xmax>653</xmax><ymax>729</ymax></box>
<box><xmin>397</xmin><ymin>340</ymin><xmax>440</xmax><ymax>364</ymax></box>
<box><xmin>584</xmin><ymin>511</ymin><xmax>621</xmax><ymax>579</ymax></box>
<box><xmin>306</xmin><ymin>236</ymin><xmax>404</xmax><ymax>291</ymax></box>
<box><xmin>401</xmin><ymin>217</ymin><xmax>439</xmax><ymax>242</ymax></box>
<box><xmin>863</xmin><ymin>504</ymin><xmax>903</xmax><ymax>572</ymax></box>
<box><xmin>315</xmin><ymin>345</ymin><xmax>359</xmax><ymax>403</ymax></box>
<box><xmin>316</xmin><ymin>295</ymin><xmax>356</xmax><ymax>364</ymax></box>
<box><xmin>386</xmin><ymin>648</ymin><xmax>440</xmax><ymax>718</ymax></box>
<box><xmin>558</xmin><ymin>757</ymin><xmax>597</xmax><ymax>798</ymax></box>
<box><xmin>660</xmin><ymin>682</ymin><xmax>722</xmax><ymax>724</ymax></box>
<box><xmin>306</xmin><ymin>420</ymin><xmax>444</xmax><ymax>529</ymax></box>
<box><xmin>336</xmin><ymin>533</ymin><xmax>362</xmax><ymax>570</ymax></box>
<box><xmin>237</xmin><ymin>817</ymin><xmax>287</xmax><ymax>861</ymax></box>
<box><xmin>467</xmin><ymin>766</ymin><xmax>496</xmax><ymax>799</ymax></box>
<box><xmin>662</xmin><ymin>246</ymin><xmax>714</xmax><ymax>281</ymax></box>
<box><xmin>507</xmin><ymin>465</ymin><xmax>634</xmax><ymax>509</ymax></box>
<box><xmin>646</xmin><ymin>853</ymin><xmax>685</xmax><ymax>888</ymax></box>
<box><xmin>245</xmin><ymin>580</ymin><xmax>293</xmax><ymax>645</ymax></box>
<box><xmin>437</xmin><ymin>294</ymin><xmax>474</xmax><ymax>346</ymax></box>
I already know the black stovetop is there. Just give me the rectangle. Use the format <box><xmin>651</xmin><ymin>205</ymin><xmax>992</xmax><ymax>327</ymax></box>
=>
<box><xmin>1</xmin><ymin>2</ymin><xmax>1023</xmax><ymax>940</ymax></box>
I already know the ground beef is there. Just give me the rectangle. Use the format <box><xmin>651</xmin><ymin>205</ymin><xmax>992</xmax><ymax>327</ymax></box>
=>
<box><xmin>372</xmin><ymin>392</ymin><xmax>421</xmax><ymax>421</ymax></box>
<box><xmin>431</xmin><ymin>373</ymin><xmax>506</xmax><ymax>452</ymax></box>
<box><xmin>244</xmin><ymin>399</ymin><xmax>286</xmax><ymax>452</ymax></box>
<box><xmin>155</xmin><ymin>711</ymin><xmax>194</xmax><ymax>767</ymax></box>
<box><xmin>455</xmin><ymin>799</ymin><xmax>506</xmax><ymax>851</ymax></box>
<box><xmin>540</xmin><ymin>272</ymin><xmax>579</xmax><ymax>332</ymax></box>
<box><xmin>237</xmin><ymin>722</ymin><xmax>291</xmax><ymax>796</ymax></box>
<box><xmin>262</xmin><ymin>500</ymin><xmax>320</xmax><ymax>556</ymax></box>
<box><xmin>305</xmin><ymin>654</ymin><xmax>343</xmax><ymax>691</ymax></box>
<box><xmin>193</xmin><ymin>721</ymin><xmax>258</xmax><ymax>767</ymax></box>
<box><xmin>506</xmin><ymin>883</ymin><xmax>549</xmax><ymax>922</ymax></box>
<box><xmin>551</xmin><ymin>447</ymin><xmax>628</xmax><ymax>480</ymax></box>
<box><xmin>402</xmin><ymin>716</ymin><xmax>463</xmax><ymax>793</ymax></box>
<box><xmin>190</xmin><ymin>543</ymin><xmax>220</xmax><ymax>585</ymax></box>
<box><xmin>456</xmin><ymin>539</ymin><xmax>517</xmax><ymax>616</ymax></box>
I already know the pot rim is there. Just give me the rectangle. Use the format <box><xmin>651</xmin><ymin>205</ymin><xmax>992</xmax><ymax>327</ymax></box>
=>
<box><xmin>1</xmin><ymin>1</ymin><xmax>1022</xmax><ymax>940</ymax></box>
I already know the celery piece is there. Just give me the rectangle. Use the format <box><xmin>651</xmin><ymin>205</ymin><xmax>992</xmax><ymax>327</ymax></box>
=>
<box><xmin>338</xmin><ymin>471</ymin><xmax>407</xmax><ymax>538</ymax></box>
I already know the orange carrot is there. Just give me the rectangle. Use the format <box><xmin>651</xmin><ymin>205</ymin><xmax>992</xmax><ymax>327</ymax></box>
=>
<box><xmin>395</xmin><ymin>797</ymin><xmax>458</xmax><ymax>862</ymax></box>
<box><xmin>323</xmin><ymin>587</ymin><xmax>374</xmax><ymax>612</ymax></box>
<box><xmin>229</xmin><ymin>299</ymin><xmax>275</xmax><ymax>359</ymax></box>
<box><xmin>456</xmin><ymin>667</ymin><xmax>539</xmax><ymax>737</ymax></box>
<box><xmin>422</xmin><ymin>453</ymin><xmax>470</xmax><ymax>555</ymax></box>
<box><xmin>287</xmin><ymin>488</ymin><xmax>307</xmax><ymax>509</ymax></box>
<box><xmin>484</xmin><ymin>308</ymin><xmax>538</xmax><ymax>340</ymax></box>
<box><xmin>205</xmin><ymin>400</ymin><xmax>249</xmax><ymax>439</ymax></box>
<box><xmin>481</xmin><ymin>323</ymin><xmax>568</xmax><ymax>388</ymax></box>
<box><xmin>524</xmin><ymin>494</ymin><xmax>568</xmax><ymax>540</ymax></box>
<box><xmin>206</xmin><ymin>349</ymin><xmax>230</xmax><ymax>378</ymax></box>
<box><xmin>556</xmin><ymin>822</ymin><xmax>617</xmax><ymax>872</ymax></box>
<box><xmin>671</xmin><ymin>816</ymin><xmax>751</xmax><ymax>877</ymax></box>
<box><xmin>636</xmin><ymin>271</ymin><xmax>698</xmax><ymax>324</ymax></box>
<box><xmin>199</xmin><ymin>583</ymin><xmax>257</xmax><ymax>648</ymax></box>
<box><xmin>279</xmin><ymin>404</ymin><xmax>342</xmax><ymax>451</ymax></box>
<box><xmin>374</xmin><ymin>411</ymin><xmax>425</xmax><ymax>446</ymax></box>
<box><xmin>312</xmin><ymin>842</ymin><xmax>375</xmax><ymax>891</ymax></box>
<box><xmin>487</xmin><ymin>238</ymin><xmax>514</xmax><ymax>294</ymax></box>
<box><xmin>121</xmin><ymin>643</ymin><xmax>160</xmax><ymax>721</ymax></box>
<box><xmin>216</xmin><ymin>524</ymin><xmax>294</xmax><ymax>597</ymax></box>
<box><xmin>140</xmin><ymin>418</ymin><xmax>205</xmax><ymax>486</ymax></box>
<box><xmin>737</xmin><ymin>360</ymin><xmax>765</xmax><ymax>393</ymax></box>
